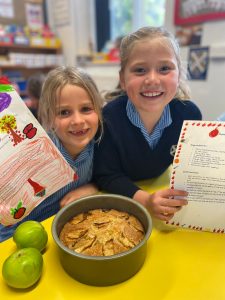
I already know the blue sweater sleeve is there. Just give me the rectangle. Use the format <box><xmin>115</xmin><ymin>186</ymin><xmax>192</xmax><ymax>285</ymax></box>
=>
<box><xmin>93</xmin><ymin>123</ymin><xmax>140</xmax><ymax>198</ymax></box>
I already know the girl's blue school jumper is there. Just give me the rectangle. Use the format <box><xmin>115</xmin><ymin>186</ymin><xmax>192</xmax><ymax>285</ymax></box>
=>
<box><xmin>93</xmin><ymin>95</ymin><xmax>202</xmax><ymax>198</ymax></box>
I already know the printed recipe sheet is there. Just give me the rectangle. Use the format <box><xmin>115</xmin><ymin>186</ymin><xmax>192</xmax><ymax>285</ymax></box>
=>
<box><xmin>168</xmin><ymin>120</ymin><xmax>225</xmax><ymax>233</ymax></box>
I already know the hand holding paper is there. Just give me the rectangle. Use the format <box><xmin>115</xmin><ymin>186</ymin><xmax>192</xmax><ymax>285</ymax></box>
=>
<box><xmin>147</xmin><ymin>188</ymin><xmax>188</xmax><ymax>221</ymax></box>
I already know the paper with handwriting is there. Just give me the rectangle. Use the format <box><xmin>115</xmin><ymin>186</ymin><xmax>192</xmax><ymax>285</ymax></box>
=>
<box><xmin>0</xmin><ymin>82</ymin><xmax>76</xmax><ymax>226</ymax></box>
<box><xmin>167</xmin><ymin>120</ymin><xmax>225</xmax><ymax>233</ymax></box>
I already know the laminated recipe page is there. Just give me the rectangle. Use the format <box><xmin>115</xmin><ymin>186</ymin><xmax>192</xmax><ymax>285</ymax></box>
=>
<box><xmin>167</xmin><ymin>120</ymin><xmax>225</xmax><ymax>233</ymax></box>
<box><xmin>0</xmin><ymin>81</ymin><xmax>76</xmax><ymax>226</ymax></box>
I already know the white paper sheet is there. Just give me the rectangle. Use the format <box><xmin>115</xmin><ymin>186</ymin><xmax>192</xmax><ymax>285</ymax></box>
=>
<box><xmin>168</xmin><ymin>120</ymin><xmax>225</xmax><ymax>233</ymax></box>
<box><xmin>0</xmin><ymin>83</ymin><xmax>76</xmax><ymax>226</ymax></box>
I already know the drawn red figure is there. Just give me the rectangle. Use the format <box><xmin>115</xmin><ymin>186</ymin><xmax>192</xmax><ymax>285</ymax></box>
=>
<box><xmin>23</xmin><ymin>123</ymin><xmax>37</xmax><ymax>139</ymax></box>
<box><xmin>27</xmin><ymin>178</ymin><xmax>46</xmax><ymax>197</ymax></box>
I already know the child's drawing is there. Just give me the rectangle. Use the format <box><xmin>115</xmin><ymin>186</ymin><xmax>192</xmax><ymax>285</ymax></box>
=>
<box><xmin>0</xmin><ymin>81</ymin><xmax>76</xmax><ymax>226</ymax></box>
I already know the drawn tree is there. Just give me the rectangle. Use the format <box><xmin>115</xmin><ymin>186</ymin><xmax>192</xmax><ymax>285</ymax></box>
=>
<box><xmin>0</xmin><ymin>114</ymin><xmax>24</xmax><ymax>146</ymax></box>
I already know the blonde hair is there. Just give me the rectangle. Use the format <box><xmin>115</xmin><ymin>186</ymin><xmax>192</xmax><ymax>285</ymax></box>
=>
<box><xmin>105</xmin><ymin>26</ymin><xmax>190</xmax><ymax>101</ymax></box>
<box><xmin>38</xmin><ymin>66</ymin><xmax>103</xmax><ymax>139</ymax></box>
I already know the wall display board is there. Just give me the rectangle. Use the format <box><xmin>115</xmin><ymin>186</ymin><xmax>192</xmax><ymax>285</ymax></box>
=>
<box><xmin>174</xmin><ymin>0</ymin><xmax>225</xmax><ymax>25</ymax></box>
<box><xmin>0</xmin><ymin>0</ymin><xmax>43</xmax><ymax>25</ymax></box>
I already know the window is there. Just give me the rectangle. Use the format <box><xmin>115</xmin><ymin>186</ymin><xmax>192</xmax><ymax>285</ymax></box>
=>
<box><xmin>109</xmin><ymin>0</ymin><xmax>166</xmax><ymax>40</ymax></box>
<box><xmin>95</xmin><ymin>0</ymin><xmax>166</xmax><ymax>52</ymax></box>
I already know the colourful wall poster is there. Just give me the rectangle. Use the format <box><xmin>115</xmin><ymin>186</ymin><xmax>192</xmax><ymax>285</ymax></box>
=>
<box><xmin>25</xmin><ymin>2</ymin><xmax>43</xmax><ymax>30</ymax></box>
<box><xmin>174</xmin><ymin>0</ymin><xmax>225</xmax><ymax>25</ymax></box>
<box><xmin>0</xmin><ymin>0</ymin><xmax>14</xmax><ymax>18</ymax></box>
<box><xmin>188</xmin><ymin>47</ymin><xmax>209</xmax><ymax>80</ymax></box>
<box><xmin>175</xmin><ymin>24</ymin><xmax>202</xmax><ymax>47</ymax></box>
<box><xmin>0</xmin><ymin>82</ymin><xmax>76</xmax><ymax>226</ymax></box>
<box><xmin>168</xmin><ymin>120</ymin><xmax>225</xmax><ymax>233</ymax></box>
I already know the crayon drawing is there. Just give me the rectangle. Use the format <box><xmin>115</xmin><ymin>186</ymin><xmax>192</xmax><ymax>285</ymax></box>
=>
<box><xmin>0</xmin><ymin>82</ymin><xmax>75</xmax><ymax>226</ymax></box>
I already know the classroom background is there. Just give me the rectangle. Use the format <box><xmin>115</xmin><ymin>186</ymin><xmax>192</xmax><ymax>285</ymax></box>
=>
<box><xmin>0</xmin><ymin>0</ymin><xmax>224</xmax><ymax>120</ymax></box>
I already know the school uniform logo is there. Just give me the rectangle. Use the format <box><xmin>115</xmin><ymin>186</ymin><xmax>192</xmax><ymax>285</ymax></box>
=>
<box><xmin>170</xmin><ymin>144</ymin><xmax>177</xmax><ymax>157</ymax></box>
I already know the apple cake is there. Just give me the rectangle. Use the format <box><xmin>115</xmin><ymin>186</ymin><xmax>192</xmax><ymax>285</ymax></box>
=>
<box><xmin>59</xmin><ymin>208</ymin><xmax>145</xmax><ymax>256</ymax></box>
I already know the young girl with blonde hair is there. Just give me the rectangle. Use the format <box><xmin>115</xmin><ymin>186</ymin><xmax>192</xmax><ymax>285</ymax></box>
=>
<box><xmin>93</xmin><ymin>26</ymin><xmax>202</xmax><ymax>221</ymax></box>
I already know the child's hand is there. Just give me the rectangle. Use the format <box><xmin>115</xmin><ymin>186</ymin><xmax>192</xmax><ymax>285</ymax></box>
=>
<box><xmin>60</xmin><ymin>184</ymin><xmax>98</xmax><ymax>208</ymax></box>
<box><xmin>133</xmin><ymin>189</ymin><xmax>188</xmax><ymax>221</ymax></box>
<box><xmin>148</xmin><ymin>188</ymin><xmax>188</xmax><ymax>221</ymax></box>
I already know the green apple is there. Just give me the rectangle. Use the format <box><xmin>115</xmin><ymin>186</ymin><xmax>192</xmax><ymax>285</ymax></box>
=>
<box><xmin>2</xmin><ymin>247</ymin><xmax>43</xmax><ymax>289</ymax></box>
<box><xmin>13</xmin><ymin>220</ymin><xmax>48</xmax><ymax>252</ymax></box>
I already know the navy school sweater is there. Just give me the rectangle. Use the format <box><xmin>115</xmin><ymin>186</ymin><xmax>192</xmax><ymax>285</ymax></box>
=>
<box><xmin>93</xmin><ymin>96</ymin><xmax>202</xmax><ymax>198</ymax></box>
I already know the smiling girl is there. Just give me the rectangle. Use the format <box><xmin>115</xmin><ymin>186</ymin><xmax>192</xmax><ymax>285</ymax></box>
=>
<box><xmin>39</xmin><ymin>66</ymin><xmax>103</xmax><ymax>208</ymax></box>
<box><xmin>93</xmin><ymin>26</ymin><xmax>202</xmax><ymax>222</ymax></box>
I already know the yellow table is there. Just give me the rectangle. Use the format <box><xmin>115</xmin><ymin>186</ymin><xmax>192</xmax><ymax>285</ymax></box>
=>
<box><xmin>1</xmin><ymin>169</ymin><xmax>225</xmax><ymax>300</ymax></box>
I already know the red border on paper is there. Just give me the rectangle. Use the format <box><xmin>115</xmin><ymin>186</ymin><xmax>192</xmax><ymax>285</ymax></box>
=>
<box><xmin>174</xmin><ymin>0</ymin><xmax>225</xmax><ymax>25</ymax></box>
